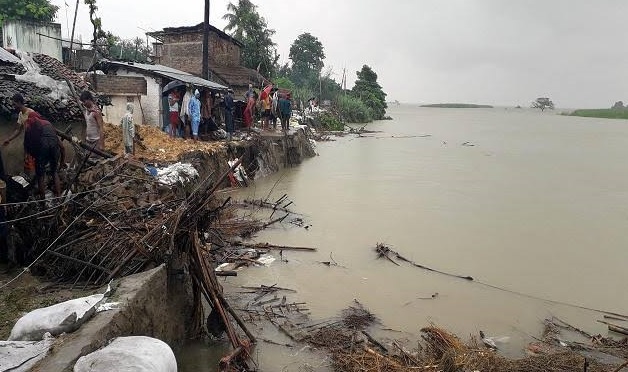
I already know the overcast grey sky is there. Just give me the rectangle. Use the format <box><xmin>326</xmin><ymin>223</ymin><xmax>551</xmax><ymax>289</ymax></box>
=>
<box><xmin>51</xmin><ymin>0</ymin><xmax>628</xmax><ymax>108</ymax></box>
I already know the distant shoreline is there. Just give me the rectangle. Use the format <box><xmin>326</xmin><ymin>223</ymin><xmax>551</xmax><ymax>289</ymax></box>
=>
<box><xmin>420</xmin><ymin>103</ymin><xmax>494</xmax><ymax>108</ymax></box>
<box><xmin>567</xmin><ymin>108</ymin><xmax>628</xmax><ymax>120</ymax></box>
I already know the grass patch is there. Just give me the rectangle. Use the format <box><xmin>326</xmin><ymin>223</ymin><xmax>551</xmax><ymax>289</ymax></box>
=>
<box><xmin>420</xmin><ymin>103</ymin><xmax>493</xmax><ymax>108</ymax></box>
<box><xmin>569</xmin><ymin>109</ymin><xmax>628</xmax><ymax>119</ymax></box>
<box><xmin>0</xmin><ymin>271</ymin><xmax>91</xmax><ymax>339</ymax></box>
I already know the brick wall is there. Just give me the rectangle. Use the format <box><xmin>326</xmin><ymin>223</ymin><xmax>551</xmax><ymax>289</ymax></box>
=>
<box><xmin>208</xmin><ymin>33</ymin><xmax>240</xmax><ymax>66</ymax></box>
<box><xmin>161</xmin><ymin>43</ymin><xmax>203</xmax><ymax>75</ymax></box>
<box><xmin>159</xmin><ymin>30</ymin><xmax>241</xmax><ymax>76</ymax></box>
<box><xmin>90</xmin><ymin>75</ymin><xmax>148</xmax><ymax>95</ymax></box>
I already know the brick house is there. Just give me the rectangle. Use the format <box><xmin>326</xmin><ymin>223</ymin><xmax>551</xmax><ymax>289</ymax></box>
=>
<box><xmin>147</xmin><ymin>23</ymin><xmax>265</xmax><ymax>99</ymax></box>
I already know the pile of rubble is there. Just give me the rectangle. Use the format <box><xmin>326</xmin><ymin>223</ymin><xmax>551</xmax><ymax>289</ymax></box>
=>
<box><xmin>8</xmin><ymin>156</ymin><xmax>191</xmax><ymax>285</ymax></box>
<box><xmin>32</xmin><ymin>54</ymin><xmax>89</xmax><ymax>91</ymax></box>
<box><xmin>0</xmin><ymin>62</ymin><xmax>26</xmax><ymax>75</ymax></box>
<box><xmin>103</xmin><ymin>122</ymin><xmax>226</xmax><ymax>162</ymax></box>
<box><xmin>0</xmin><ymin>52</ymin><xmax>96</xmax><ymax>122</ymax></box>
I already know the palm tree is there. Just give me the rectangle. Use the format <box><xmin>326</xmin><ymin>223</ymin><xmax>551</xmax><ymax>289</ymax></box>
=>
<box><xmin>222</xmin><ymin>0</ymin><xmax>256</xmax><ymax>40</ymax></box>
<box><xmin>222</xmin><ymin>0</ymin><xmax>278</xmax><ymax>77</ymax></box>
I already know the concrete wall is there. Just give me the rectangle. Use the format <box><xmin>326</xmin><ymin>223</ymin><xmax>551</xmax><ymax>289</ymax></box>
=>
<box><xmin>74</xmin><ymin>49</ymin><xmax>96</xmax><ymax>71</ymax></box>
<box><xmin>32</xmin><ymin>265</ymin><xmax>192</xmax><ymax>372</ymax></box>
<box><xmin>97</xmin><ymin>69</ymin><xmax>163</xmax><ymax>127</ymax></box>
<box><xmin>160</xmin><ymin>31</ymin><xmax>241</xmax><ymax>76</ymax></box>
<box><xmin>89</xmin><ymin>74</ymin><xmax>148</xmax><ymax>125</ymax></box>
<box><xmin>2</xmin><ymin>21</ymin><xmax>62</xmax><ymax>61</ymax></box>
<box><xmin>101</xmin><ymin>96</ymin><xmax>145</xmax><ymax>128</ymax></box>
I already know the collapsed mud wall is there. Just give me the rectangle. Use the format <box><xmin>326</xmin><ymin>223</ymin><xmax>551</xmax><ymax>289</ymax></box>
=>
<box><xmin>180</xmin><ymin>128</ymin><xmax>316</xmax><ymax>184</ymax></box>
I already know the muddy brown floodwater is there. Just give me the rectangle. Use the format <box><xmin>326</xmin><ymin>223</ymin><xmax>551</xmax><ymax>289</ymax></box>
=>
<box><xmin>177</xmin><ymin>105</ymin><xmax>628</xmax><ymax>371</ymax></box>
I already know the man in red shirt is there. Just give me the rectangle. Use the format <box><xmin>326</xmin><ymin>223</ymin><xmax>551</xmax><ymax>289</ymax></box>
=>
<box><xmin>12</xmin><ymin>94</ymin><xmax>65</xmax><ymax>198</ymax></box>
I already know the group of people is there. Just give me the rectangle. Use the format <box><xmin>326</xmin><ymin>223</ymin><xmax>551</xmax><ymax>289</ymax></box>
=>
<box><xmin>2</xmin><ymin>91</ymin><xmax>106</xmax><ymax>199</ymax></box>
<box><xmin>0</xmin><ymin>82</ymin><xmax>294</xmax><ymax>203</ymax></box>
<box><xmin>242</xmin><ymin>83</ymin><xmax>292</xmax><ymax>132</ymax></box>
<box><xmin>163</xmin><ymin>82</ymin><xmax>293</xmax><ymax>140</ymax></box>
<box><xmin>164</xmin><ymin>85</ymin><xmax>237</xmax><ymax>141</ymax></box>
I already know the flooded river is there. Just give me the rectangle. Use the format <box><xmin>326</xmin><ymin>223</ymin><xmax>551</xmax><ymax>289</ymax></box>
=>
<box><xmin>178</xmin><ymin>105</ymin><xmax>628</xmax><ymax>371</ymax></box>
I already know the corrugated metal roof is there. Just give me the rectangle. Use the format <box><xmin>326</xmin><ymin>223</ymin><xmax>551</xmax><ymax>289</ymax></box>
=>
<box><xmin>0</xmin><ymin>47</ymin><xmax>21</xmax><ymax>64</ymax></box>
<box><xmin>105</xmin><ymin>60</ymin><xmax>228</xmax><ymax>91</ymax></box>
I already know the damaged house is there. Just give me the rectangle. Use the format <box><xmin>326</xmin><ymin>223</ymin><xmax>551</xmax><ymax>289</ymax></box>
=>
<box><xmin>89</xmin><ymin>60</ymin><xmax>227</xmax><ymax>128</ymax></box>
<box><xmin>147</xmin><ymin>23</ymin><xmax>265</xmax><ymax>98</ymax></box>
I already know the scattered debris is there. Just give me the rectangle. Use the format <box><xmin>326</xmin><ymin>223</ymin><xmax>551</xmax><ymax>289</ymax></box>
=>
<box><xmin>155</xmin><ymin>162</ymin><xmax>199</xmax><ymax>185</ymax></box>
<box><xmin>374</xmin><ymin>243</ymin><xmax>474</xmax><ymax>280</ymax></box>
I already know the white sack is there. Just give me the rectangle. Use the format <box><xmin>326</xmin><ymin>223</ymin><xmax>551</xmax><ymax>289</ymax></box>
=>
<box><xmin>0</xmin><ymin>333</ymin><xmax>54</xmax><ymax>371</ymax></box>
<box><xmin>9</xmin><ymin>285</ymin><xmax>110</xmax><ymax>341</ymax></box>
<box><xmin>73</xmin><ymin>336</ymin><xmax>177</xmax><ymax>372</ymax></box>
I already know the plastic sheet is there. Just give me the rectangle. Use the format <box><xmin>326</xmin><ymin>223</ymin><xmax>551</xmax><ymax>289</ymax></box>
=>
<box><xmin>155</xmin><ymin>162</ymin><xmax>199</xmax><ymax>185</ymax></box>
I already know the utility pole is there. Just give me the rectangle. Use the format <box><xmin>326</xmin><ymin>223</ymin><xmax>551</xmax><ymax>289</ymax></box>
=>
<box><xmin>202</xmin><ymin>0</ymin><xmax>210</xmax><ymax>80</ymax></box>
<box><xmin>69</xmin><ymin>0</ymin><xmax>80</xmax><ymax>63</ymax></box>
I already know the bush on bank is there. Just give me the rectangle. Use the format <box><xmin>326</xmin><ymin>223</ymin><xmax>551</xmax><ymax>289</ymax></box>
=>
<box><xmin>318</xmin><ymin>111</ymin><xmax>344</xmax><ymax>131</ymax></box>
<box><xmin>337</xmin><ymin>95</ymin><xmax>373</xmax><ymax>123</ymax></box>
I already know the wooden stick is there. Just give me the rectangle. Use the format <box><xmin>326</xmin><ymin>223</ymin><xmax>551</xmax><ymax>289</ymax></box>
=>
<box><xmin>44</xmin><ymin>249</ymin><xmax>111</xmax><ymax>273</ymax></box>
<box><xmin>233</xmin><ymin>241</ymin><xmax>317</xmax><ymax>252</ymax></box>
<box><xmin>598</xmin><ymin>320</ymin><xmax>628</xmax><ymax>336</ymax></box>
<box><xmin>361</xmin><ymin>330</ymin><xmax>388</xmax><ymax>353</ymax></box>
<box><xmin>612</xmin><ymin>360</ymin><xmax>628</xmax><ymax>372</ymax></box>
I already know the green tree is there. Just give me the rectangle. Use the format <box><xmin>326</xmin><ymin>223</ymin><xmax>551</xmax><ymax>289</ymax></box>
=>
<box><xmin>0</xmin><ymin>0</ymin><xmax>59</xmax><ymax>26</ymax></box>
<box><xmin>273</xmin><ymin>76</ymin><xmax>295</xmax><ymax>91</ymax></box>
<box><xmin>223</xmin><ymin>0</ymin><xmax>278</xmax><ymax>77</ymax></box>
<box><xmin>289</xmin><ymin>33</ymin><xmax>325</xmax><ymax>79</ymax></box>
<box><xmin>319</xmin><ymin>68</ymin><xmax>342</xmax><ymax>102</ymax></box>
<box><xmin>531</xmin><ymin>97</ymin><xmax>554</xmax><ymax>111</ymax></box>
<box><xmin>0</xmin><ymin>0</ymin><xmax>58</xmax><ymax>25</ymax></box>
<box><xmin>106</xmin><ymin>34</ymin><xmax>151</xmax><ymax>62</ymax></box>
<box><xmin>352</xmin><ymin>65</ymin><xmax>387</xmax><ymax>120</ymax></box>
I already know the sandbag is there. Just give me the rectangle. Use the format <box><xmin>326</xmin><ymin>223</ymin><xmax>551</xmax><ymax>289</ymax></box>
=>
<box><xmin>9</xmin><ymin>285</ymin><xmax>110</xmax><ymax>341</ymax></box>
<box><xmin>73</xmin><ymin>336</ymin><xmax>177</xmax><ymax>372</ymax></box>
<box><xmin>0</xmin><ymin>333</ymin><xmax>54</xmax><ymax>371</ymax></box>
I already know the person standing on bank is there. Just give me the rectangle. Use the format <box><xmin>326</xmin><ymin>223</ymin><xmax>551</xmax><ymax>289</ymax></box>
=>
<box><xmin>271</xmin><ymin>86</ymin><xmax>279</xmax><ymax>130</ymax></box>
<box><xmin>121</xmin><ymin>102</ymin><xmax>135</xmax><ymax>156</ymax></box>
<box><xmin>180</xmin><ymin>86</ymin><xmax>192</xmax><ymax>139</ymax></box>
<box><xmin>224</xmin><ymin>89</ymin><xmax>235</xmax><ymax>141</ymax></box>
<box><xmin>11</xmin><ymin>94</ymin><xmax>65</xmax><ymax>198</ymax></box>
<box><xmin>245</xmin><ymin>83</ymin><xmax>253</xmax><ymax>100</ymax></box>
<box><xmin>261</xmin><ymin>92</ymin><xmax>271</xmax><ymax>130</ymax></box>
<box><xmin>167</xmin><ymin>91</ymin><xmax>179</xmax><ymax>138</ymax></box>
<box><xmin>278</xmin><ymin>93</ymin><xmax>292</xmax><ymax>132</ymax></box>
<box><xmin>79</xmin><ymin>91</ymin><xmax>105</xmax><ymax>151</ymax></box>
<box><xmin>243</xmin><ymin>91</ymin><xmax>256</xmax><ymax>129</ymax></box>
<box><xmin>188</xmin><ymin>89</ymin><xmax>201</xmax><ymax>141</ymax></box>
